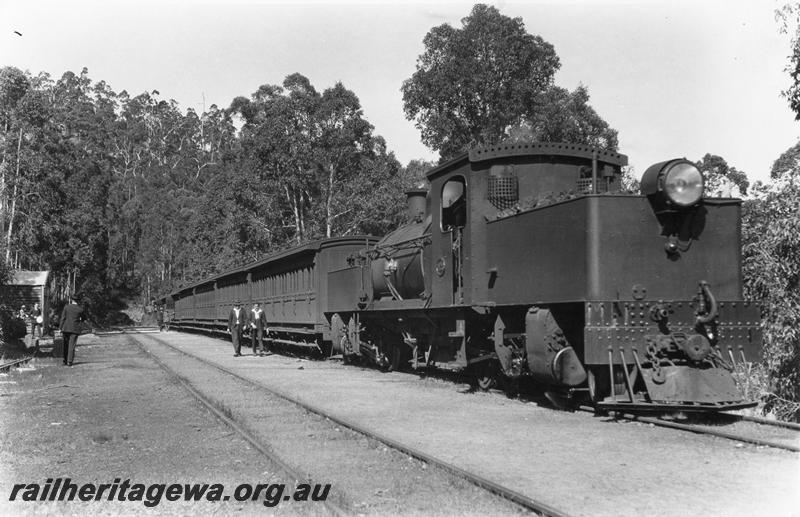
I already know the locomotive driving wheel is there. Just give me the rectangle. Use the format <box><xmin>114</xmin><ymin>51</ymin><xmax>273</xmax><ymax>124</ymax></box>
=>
<box><xmin>373</xmin><ymin>333</ymin><xmax>409</xmax><ymax>372</ymax></box>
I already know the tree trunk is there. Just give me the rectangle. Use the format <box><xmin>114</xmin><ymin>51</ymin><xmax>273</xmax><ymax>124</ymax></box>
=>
<box><xmin>0</xmin><ymin>120</ymin><xmax>8</xmax><ymax>253</ymax></box>
<box><xmin>5</xmin><ymin>128</ymin><xmax>23</xmax><ymax>264</ymax></box>
<box><xmin>285</xmin><ymin>184</ymin><xmax>303</xmax><ymax>244</ymax></box>
<box><xmin>326</xmin><ymin>164</ymin><xmax>335</xmax><ymax>238</ymax></box>
<box><xmin>298</xmin><ymin>191</ymin><xmax>305</xmax><ymax>240</ymax></box>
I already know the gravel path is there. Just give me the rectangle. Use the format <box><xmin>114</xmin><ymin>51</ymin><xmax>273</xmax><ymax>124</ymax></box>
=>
<box><xmin>135</xmin><ymin>331</ymin><xmax>799</xmax><ymax>517</ymax></box>
<box><xmin>0</xmin><ymin>336</ymin><xmax>328</xmax><ymax>516</ymax></box>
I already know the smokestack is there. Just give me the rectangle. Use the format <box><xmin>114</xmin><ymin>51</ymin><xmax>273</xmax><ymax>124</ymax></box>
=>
<box><xmin>405</xmin><ymin>189</ymin><xmax>427</xmax><ymax>222</ymax></box>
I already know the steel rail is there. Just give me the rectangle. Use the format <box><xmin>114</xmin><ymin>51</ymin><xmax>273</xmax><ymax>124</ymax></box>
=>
<box><xmin>131</xmin><ymin>335</ymin><xmax>351</xmax><ymax>517</ymax></box>
<box><xmin>131</xmin><ymin>331</ymin><xmax>571</xmax><ymax>517</ymax></box>
<box><xmin>736</xmin><ymin>414</ymin><xmax>800</xmax><ymax>431</ymax></box>
<box><xmin>616</xmin><ymin>412</ymin><xmax>800</xmax><ymax>452</ymax></box>
<box><xmin>0</xmin><ymin>357</ymin><xmax>33</xmax><ymax>373</ymax></box>
<box><xmin>578</xmin><ymin>407</ymin><xmax>799</xmax><ymax>453</ymax></box>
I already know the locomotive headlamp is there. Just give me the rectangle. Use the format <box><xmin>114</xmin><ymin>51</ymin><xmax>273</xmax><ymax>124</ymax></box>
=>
<box><xmin>641</xmin><ymin>159</ymin><xmax>704</xmax><ymax>207</ymax></box>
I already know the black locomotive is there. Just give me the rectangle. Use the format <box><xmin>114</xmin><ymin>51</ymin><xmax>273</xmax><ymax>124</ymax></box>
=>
<box><xmin>166</xmin><ymin>142</ymin><xmax>760</xmax><ymax>412</ymax></box>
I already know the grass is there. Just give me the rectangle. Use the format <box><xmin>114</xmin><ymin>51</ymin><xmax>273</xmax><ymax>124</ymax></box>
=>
<box><xmin>733</xmin><ymin>362</ymin><xmax>800</xmax><ymax>422</ymax></box>
<box><xmin>0</xmin><ymin>339</ymin><xmax>32</xmax><ymax>362</ymax></box>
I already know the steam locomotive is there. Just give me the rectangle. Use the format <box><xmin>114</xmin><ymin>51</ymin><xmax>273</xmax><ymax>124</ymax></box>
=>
<box><xmin>166</xmin><ymin>142</ymin><xmax>760</xmax><ymax>412</ymax></box>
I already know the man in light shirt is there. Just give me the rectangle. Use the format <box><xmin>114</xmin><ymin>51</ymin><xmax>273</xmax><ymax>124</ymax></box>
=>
<box><xmin>249</xmin><ymin>302</ymin><xmax>269</xmax><ymax>356</ymax></box>
<box><xmin>228</xmin><ymin>300</ymin><xmax>245</xmax><ymax>357</ymax></box>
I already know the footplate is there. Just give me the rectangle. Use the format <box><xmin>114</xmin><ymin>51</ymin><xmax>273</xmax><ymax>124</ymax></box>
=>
<box><xmin>645</xmin><ymin>365</ymin><xmax>744</xmax><ymax>403</ymax></box>
<box><xmin>598</xmin><ymin>365</ymin><xmax>757</xmax><ymax>413</ymax></box>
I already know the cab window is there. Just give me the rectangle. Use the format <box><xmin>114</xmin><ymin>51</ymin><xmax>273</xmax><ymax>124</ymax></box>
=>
<box><xmin>441</xmin><ymin>176</ymin><xmax>466</xmax><ymax>231</ymax></box>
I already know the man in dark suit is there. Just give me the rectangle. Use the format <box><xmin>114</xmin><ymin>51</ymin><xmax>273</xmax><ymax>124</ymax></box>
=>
<box><xmin>156</xmin><ymin>305</ymin><xmax>165</xmax><ymax>332</ymax></box>
<box><xmin>228</xmin><ymin>300</ymin><xmax>245</xmax><ymax>357</ymax></box>
<box><xmin>249</xmin><ymin>302</ymin><xmax>269</xmax><ymax>356</ymax></box>
<box><xmin>59</xmin><ymin>294</ymin><xmax>84</xmax><ymax>366</ymax></box>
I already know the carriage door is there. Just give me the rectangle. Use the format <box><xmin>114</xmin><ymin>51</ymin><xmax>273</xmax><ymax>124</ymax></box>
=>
<box><xmin>433</xmin><ymin>176</ymin><xmax>466</xmax><ymax>306</ymax></box>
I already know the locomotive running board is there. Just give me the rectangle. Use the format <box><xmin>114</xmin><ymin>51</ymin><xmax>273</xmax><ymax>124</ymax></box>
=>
<box><xmin>596</xmin><ymin>400</ymin><xmax>758</xmax><ymax>413</ymax></box>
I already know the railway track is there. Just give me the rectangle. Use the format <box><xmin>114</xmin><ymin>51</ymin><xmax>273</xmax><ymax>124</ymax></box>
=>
<box><xmin>128</xmin><ymin>330</ymin><xmax>571</xmax><ymax>517</ymax></box>
<box><xmin>738</xmin><ymin>413</ymin><xmax>800</xmax><ymax>430</ymax></box>
<box><xmin>585</xmin><ymin>408</ymin><xmax>800</xmax><ymax>453</ymax></box>
<box><xmin>0</xmin><ymin>357</ymin><xmax>33</xmax><ymax>373</ymax></box>
<box><xmin>134</xmin><ymin>327</ymin><xmax>800</xmax><ymax>456</ymax></box>
<box><xmin>135</xmin><ymin>332</ymin><xmax>352</xmax><ymax>517</ymax></box>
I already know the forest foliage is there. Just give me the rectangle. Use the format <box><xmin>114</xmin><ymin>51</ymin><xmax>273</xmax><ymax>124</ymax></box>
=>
<box><xmin>402</xmin><ymin>4</ymin><xmax>618</xmax><ymax>161</ymax></box>
<box><xmin>740</xmin><ymin>149</ymin><xmax>800</xmax><ymax>419</ymax></box>
<box><xmin>0</xmin><ymin>66</ymin><xmax>430</xmax><ymax>320</ymax></box>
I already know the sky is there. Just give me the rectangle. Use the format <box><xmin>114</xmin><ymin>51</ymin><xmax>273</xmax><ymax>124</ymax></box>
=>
<box><xmin>1</xmin><ymin>0</ymin><xmax>797</xmax><ymax>185</ymax></box>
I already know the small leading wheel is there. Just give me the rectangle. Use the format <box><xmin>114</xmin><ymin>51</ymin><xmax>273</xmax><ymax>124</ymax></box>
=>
<box><xmin>477</xmin><ymin>375</ymin><xmax>496</xmax><ymax>391</ymax></box>
<box><xmin>476</xmin><ymin>361</ymin><xmax>498</xmax><ymax>391</ymax></box>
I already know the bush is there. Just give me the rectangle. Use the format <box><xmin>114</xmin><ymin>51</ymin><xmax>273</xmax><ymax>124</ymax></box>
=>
<box><xmin>100</xmin><ymin>310</ymin><xmax>134</xmax><ymax>327</ymax></box>
<box><xmin>742</xmin><ymin>172</ymin><xmax>800</xmax><ymax>421</ymax></box>
<box><xmin>0</xmin><ymin>305</ymin><xmax>28</xmax><ymax>341</ymax></box>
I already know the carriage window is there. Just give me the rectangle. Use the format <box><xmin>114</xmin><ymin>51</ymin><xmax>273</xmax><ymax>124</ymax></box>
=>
<box><xmin>441</xmin><ymin>176</ymin><xmax>467</xmax><ymax>231</ymax></box>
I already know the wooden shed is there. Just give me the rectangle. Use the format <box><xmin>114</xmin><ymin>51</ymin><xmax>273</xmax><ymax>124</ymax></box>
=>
<box><xmin>0</xmin><ymin>270</ymin><xmax>51</xmax><ymax>334</ymax></box>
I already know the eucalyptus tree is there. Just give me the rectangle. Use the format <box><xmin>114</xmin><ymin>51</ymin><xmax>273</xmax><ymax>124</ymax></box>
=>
<box><xmin>778</xmin><ymin>2</ymin><xmax>800</xmax><ymax>119</ymax></box>
<box><xmin>231</xmin><ymin>79</ymin><xmax>315</xmax><ymax>243</ymax></box>
<box><xmin>402</xmin><ymin>4</ymin><xmax>617</xmax><ymax>160</ymax></box>
<box><xmin>695</xmin><ymin>153</ymin><xmax>749</xmax><ymax>196</ymax></box>
<box><xmin>312</xmin><ymin>81</ymin><xmax>401</xmax><ymax>238</ymax></box>
<box><xmin>770</xmin><ymin>140</ymin><xmax>800</xmax><ymax>179</ymax></box>
<box><xmin>0</xmin><ymin>66</ymin><xmax>47</xmax><ymax>265</ymax></box>
<box><xmin>231</xmin><ymin>74</ymin><xmax>400</xmax><ymax>244</ymax></box>
<box><xmin>114</xmin><ymin>93</ymin><xmax>238</xmax><ymax>296</ymax></box>
<box><xmin>742</xmin><ymin>148</ymin><xmax>800</xmax><ymax>419</ymax></box>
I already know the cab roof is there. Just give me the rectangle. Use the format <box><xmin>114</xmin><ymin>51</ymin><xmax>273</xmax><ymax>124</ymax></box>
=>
<box><xmin>426</xmin><ymin>142</ymin><xmax>628</xmax><ymax>181</ymax></box>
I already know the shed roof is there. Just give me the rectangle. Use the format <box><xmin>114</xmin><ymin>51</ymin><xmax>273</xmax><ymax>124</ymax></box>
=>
<box><xmin>9</xmin><ymin>270</ymin><xmax>50</xmax><ymax>286</ymax></box>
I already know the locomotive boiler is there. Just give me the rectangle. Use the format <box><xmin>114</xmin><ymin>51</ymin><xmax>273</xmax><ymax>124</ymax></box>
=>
<box><xmin>327</xmin><ymin>142</ymin><xmax>760</xmax><ymax>412</ymax></box>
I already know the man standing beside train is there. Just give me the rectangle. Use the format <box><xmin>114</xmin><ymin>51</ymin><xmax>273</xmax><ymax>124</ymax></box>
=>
<box><xmin>60</xmin><ymin>293</ymin><xmax>84</xmax><ymax>366</ymax></box>
<box><xmin>249</xmin><ymin>302</ymin><xmax>269</xmax><ymax>356</ymax></box>
<box><xmin>228</xmin><ymin>300</ymin><xmax>245</xmax><ymax>357</ymax></box>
